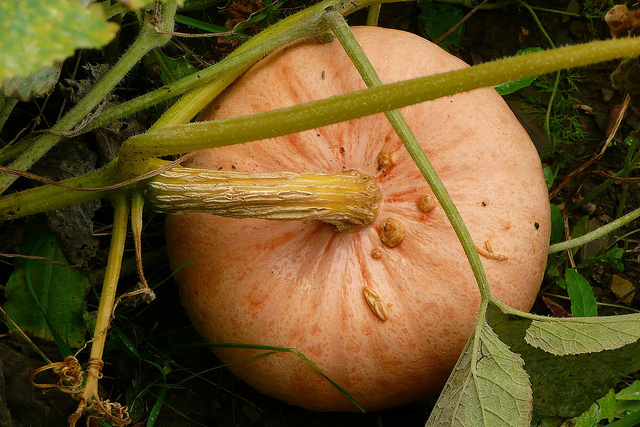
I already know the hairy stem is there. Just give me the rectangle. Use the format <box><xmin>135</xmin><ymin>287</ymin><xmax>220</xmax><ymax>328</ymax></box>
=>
<box><xmin>72</xmin><ymin>195</ymin><xmax>129</xmax><ymax>424</ymax></box>
<box><xmin>121</xmin><ymin>35</ymin><xmax>640</xmax><ymax>162</ymax></box>
<box><xmin>148</xmin><ymin>0</ymin><xmax>357</xmax><ymax>130</ymax></box>
<box><xmin>0</xmin><ymin>160</ymin><xmax>119</xmax><ymax>221</ymax></box>
<box><xmin>365</xmin><ymin>4</ymin><xmax>382</xmax><ymax>26</ymax></box>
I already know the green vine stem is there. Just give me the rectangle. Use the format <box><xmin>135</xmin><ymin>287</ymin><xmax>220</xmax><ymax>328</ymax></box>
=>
<box><xmin>365</xmin><ymin>4</ymin><xmax>382</xmax><ymax>26</ymax></box>
<box><xmin>148</xmin><ymin>0</ymin><xmax>362</xmax><ymax>130</ymax></box>
<box><xmin>93</xmin><ymin>0</ymin><xmax>358</xmax><ymax>134</ymax></box>
<box><xmin>2</xmin><ymin>33</ymin><xmax>640</xmax><ymax>222</ymax></box>
<box><xmin>70</xmin><ymin>194</ymin><xmax>130</xmax><ymax>425</ymax></box>
<box><xmin>323</xmin><ymin>11</ymin><xmax>492</xmax><ymax>298</ymax></box>
<box><xmin>322</xmin><ymin>12</ymin><xmax>500</xmax><ymax>378</ymax></box>
<box><xmin>548</xmin><ymin>206</ymin><xmax>640</xmax><ymax>254</ymax></box>
<box><xmin>91</xmin><ymin>0</ymin><xmax>404</xmax><ymax>133</ymax></box>
<box><xmin>0</xmin><ymin>2</ymin><xmax>178</xmax><ymax>193</ymax></box>
<box><xmin>518</xmin><ymin>0</ymin><xmax>561</xmax><ymax>150</ymax></box>
<box><xmin>102</xmin><ymin>1</ymin><xmax>128</xmax><ymax>21</ymax></box>
<box><xmin>120</xmin><ymin>35</ymin><xmax>640</xmax><ymax>165</ymax></box>
<box><xmin>0</xmin><ymin>160</ymin><xmax>119</xmax><ymax>220</ymax></box>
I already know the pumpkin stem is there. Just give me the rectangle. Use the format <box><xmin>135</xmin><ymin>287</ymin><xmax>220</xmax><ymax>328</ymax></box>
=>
<box><xmin>145</xmin><ymin>166</ymin><xmax>382</xmax><ymax>232</ymax></box>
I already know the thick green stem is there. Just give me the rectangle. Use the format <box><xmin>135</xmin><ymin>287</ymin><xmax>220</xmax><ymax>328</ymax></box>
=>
<box><xmin>324</xmin><ymin>11</ymin><xmax>491</xmax><ymax>297</ymax></box>
<box><xmin>121</xmin><ymin>35</ymin><xmax>640</xmax><ymax>163</ymax></box>
<box><xmin>3</xmin><ymin>6</ymin><xmax>640</xmax><ymax>225</ymax></box>
<box><xmin>0</xmin><ymin>2</ymin><xmax>178</xmax><ymax>194</ymax></box>
<box><xmin>91</xmin><ymin>0</ymin><xmax>362</xmax><ymax>133</ymax></box>
<box><xmin>0</xmin><ymin>138</ymin><xmax>31</xmax><ymax>164</ymax></box>
<box><xmin>365</xmin><ymin>4</ymin><xmax>381</xmax><ymax>26</ymax></box>
<box><xmin>0</xmin><ymin>160</ymin><xmax>120</xmax><ymax>221</ymax></box>
<box><xmin>102</xmin><ymin>1</ymin><xmax>127</xmax><ymax>20</ymax></box>
<box><xmin>73</xmin><ymin>195</ymin><xmax>129</xmax><ymax>423</ymax></box>
<box><xmin>146</xmin><ymin>167</ymin><xmax>381</xmax><ymax>231</ymax></box>
<box><xmin>149</xmin><ymin>0</ymin><xmax>355</xmax><ymax>130</ymax></box>
<box><xmin>89</xmin><ymin>196</ymin><xmax>129</xmax><ymax>365</ymax></box>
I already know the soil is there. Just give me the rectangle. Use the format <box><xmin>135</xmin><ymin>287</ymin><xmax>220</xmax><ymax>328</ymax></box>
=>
<box><xmin>1</xmin><ymin>1</ymin><xmax>639</xmax><ymax>426</ymax></box>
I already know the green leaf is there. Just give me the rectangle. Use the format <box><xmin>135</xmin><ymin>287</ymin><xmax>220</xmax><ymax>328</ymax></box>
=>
<box><xmin>3</xmin><ymin>218</ymin><xmax>90</xmax><ymax>349</ymax></box>
<box><xmin>418</xmin><ymin>2</ymin><xmax>465</xmax><ymax>51</ymax></box>
<box><xmin>525</xmin><ymin>313</ymin><xmax>640</xmax><ymax>355</ymax></box>
<box><xmin>578</xmin><ymin>246</ymin><xmax>625</xmax><ymax>272</ymax></box>
<box><xmin>426</xmin><ymin>319</ymin><xmax>532</xmax><ymax>426</ymax></box>
<box><xmin>174</xmin><ymin>14</ymin><xmax>238</xmax><ymax>36</ymax></box>
<box><xmin>543</xmin><ymin>166</ymin><xmax>555</xmax><ymax>190</ymax></box>
<box><xmin>572</xmin><ymin>389</ymin><xmax>617</xmax><ymax>427</ymax></box>
<box><xmin>597</xmin><ymin>390</ymin><xmax>620</xmax><ymax>424</ymax></box>
<box><xmin>0</xmin><ymin>0</ymin><xmax>118</xmax><ymax>81</ymax></box>
<box><xmin>153</xmin><ymin>51</ymin><xmax>198</xmax><ymax>85</ymax></box>
<box><xmin>487</xmin><ymin>303</ymin><xmax>640</xmax><ymax>418</ymax></box>
<box><xmin>571</xmin><ymin>215</ymin><xmax>590</xmax><ymax>243</ymax></box>
<box><xmin>617</xmin><ymin>381</ymin><xmax>640</xmax><ymax>401</ymax></box>
<box><xmin>494</xmin><ymin>47</ymin><xmax>543</xmax><ymax>95</ymax></box>
<box><xmin>572</xmin><ymin>402</ymin><xmax>601</xmax><ymax>427</ymax></box>
<box><xmin>569</xmin><ymin>383</ymin><xmax>640</xmax><ymax>426</ymax></box>
<box><xmin>147</xmin><ymin>386</ymin><xmax>166</xmax><ymax>427</ymax></box>
<box><xmin>1</xmin><ymin>62</ymin><xmax>62</xmax><ymax>101</ymax></box>
<box><xmin>550</xmin><ymin>204</ymin><xmax>564</xmax><ymax>244</ymax></box>
<box><xmin>565</xmin><ymin>269</ymin><xmax>598</xmax><ymax>317</ymax></box>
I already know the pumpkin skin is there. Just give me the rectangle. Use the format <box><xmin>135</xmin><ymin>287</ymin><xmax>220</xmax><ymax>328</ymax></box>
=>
<box><xmin>165</xmin><ymin>26</ymin><xmax>551</xmax><ymax>411</ymax></box>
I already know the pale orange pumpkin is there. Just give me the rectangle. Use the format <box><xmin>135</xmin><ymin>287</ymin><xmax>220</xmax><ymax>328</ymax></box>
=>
<box><xmin>165</xmin><ymin>26</ymin><xmax>550</xmax><ymax>411</ymax></box>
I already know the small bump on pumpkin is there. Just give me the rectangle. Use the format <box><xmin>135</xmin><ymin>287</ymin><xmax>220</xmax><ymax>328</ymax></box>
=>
<box><xmin>377</xmin><ymin>151</ymin><xmax>395</xmax><ymax>169</ymax></box>
<box><xmin>371</xmin><ymin>248</ymin><xmax>382</xmax><ymax>259</ymax></box>
<box><xmin>476</xmin><ymin>240</ymin><xmax>508</xmax><ymax>261</ymax></box>
<box><xmin>417</xmin><ymin>195</ymin><xmax>437</xmax><ymax>214</ymax></box>
<box><xmin>379</xmin><ymin>217</ymin><xmax>405</xmax><ymax>247</ymax></box>
<box><xmin>363</xmin><ymin>287</ymin><xmax>389</xmax><ymax>321</ymax></box>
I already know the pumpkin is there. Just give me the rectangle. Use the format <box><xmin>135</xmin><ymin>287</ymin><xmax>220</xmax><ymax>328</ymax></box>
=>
<box><xmin>165</xmin><ymin>26</ymin><xmax>551</xmax><ymax>411</ymax></box>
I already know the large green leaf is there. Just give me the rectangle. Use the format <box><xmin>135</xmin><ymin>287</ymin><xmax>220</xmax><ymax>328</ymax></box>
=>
<box><xmin>525</xmin><ymin>314</ymin><xmax>640</xmax><ymax>355</ymax></box>
<box><xmin>3</xmin><ymin>218</ymin><xmax>90</xmax><ymax>349</ymax></box>
<box><xmin>426</xmin><ymin>319</ymin><xmax>532</xmax><ymax>426</ymax></box>
<box><xmin>487</xmin><ymin>303</ymin><xmax>640</xmax><ymax>418</ymax></box>
<box><xmin>0</xmin><ymin>0</ymin><xmax>118</xmax><ymax>81</ymax></box>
